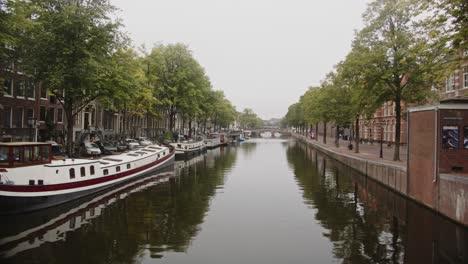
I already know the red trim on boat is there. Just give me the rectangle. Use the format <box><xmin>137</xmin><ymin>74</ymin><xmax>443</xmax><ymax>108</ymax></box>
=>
<box><xmin>0</xmin><ymin>150</ymin><xmax>175</xmax><ymax>193</ymax></box>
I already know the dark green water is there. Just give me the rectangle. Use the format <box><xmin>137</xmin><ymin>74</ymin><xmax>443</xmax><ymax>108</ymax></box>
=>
<box><xmin>0</xmin><ymin>139</ymin><xmax>467</xmax><ymax>263</ymax></box>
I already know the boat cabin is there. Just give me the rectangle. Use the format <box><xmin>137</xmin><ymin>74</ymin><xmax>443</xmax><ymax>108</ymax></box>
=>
<box><xmin>0</xmin><ymin>142</ymin><xmax>52</xmax><ymax>168</ymax></box>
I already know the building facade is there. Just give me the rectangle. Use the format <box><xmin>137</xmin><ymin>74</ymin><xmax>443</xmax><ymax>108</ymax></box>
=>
<box><xmin>1</xmin><ymin>63</ymin><xmax>65</xmax><ymax>143</ymax></box>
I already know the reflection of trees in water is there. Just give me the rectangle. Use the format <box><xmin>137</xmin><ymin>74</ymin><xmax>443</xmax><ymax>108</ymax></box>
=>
<box><xmin>287</xmin><ymin>141</ymin><xmax>468</xmax><ymax>264</ymax></box>
<box><xmin>4</xmin><ymin>149</ymin><xmax>238</xmax><ymax>264</ymax></box>
<box><xmin>239</xmin><ymin>142</ymin><xmax>257</xmax><ymax>157</ymax></box>
<box><xmin>287</xmin><ymin>142</ymin><xmax>405</xmax><ymax>263</ymax></box>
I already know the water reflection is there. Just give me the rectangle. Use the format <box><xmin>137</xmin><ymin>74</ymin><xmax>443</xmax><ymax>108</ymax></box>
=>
<box><xmin>1</xmin><ymin>140</ymin><xmax>467</xmax><ymax>264</ymax></box>
<box><xmin>287</xmin><ymin>140</ymin><xmax>468</xmax><ymax>264</ymax></box>
<box><xmin>0</xmin><ymin>147</ymin><xmax>237</xmax><ymax>264</ymax></box>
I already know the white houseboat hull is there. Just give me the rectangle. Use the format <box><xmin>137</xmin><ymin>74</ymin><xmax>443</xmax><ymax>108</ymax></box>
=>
<box><xmin>0</xmin><ymin>145</ymin><xmax>175</xmax><ymax>214</ymax></box>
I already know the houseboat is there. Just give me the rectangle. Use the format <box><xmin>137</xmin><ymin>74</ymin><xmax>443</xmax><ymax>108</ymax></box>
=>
<box><xmin>204</xmin><ymin>133</ymin><xmax>228</xmax><ymax>149</ymax></box>
<box><xmin>0</xmin><ymin>166</ymin><xmax>175</xmax><ymax>258</ymax></box>
<box><xmin>0</xmin><ymin>142</ymin><xmax>175</xmax><ymax>214</ymax></box>
<box><xmin>170</xmin><ymin>139</ymin><xmax>206</xmax><ymax>159</ymax></box>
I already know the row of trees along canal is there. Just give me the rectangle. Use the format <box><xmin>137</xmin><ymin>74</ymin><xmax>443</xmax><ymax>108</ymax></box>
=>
<box><xmin>282</xmin><ymin>0</ymin><xmax>467</xmax><ymax>161</ymax></box>
<box><xmin>0</xmin><ymin>0</ymin><xmax>265</xmax><ymax>154</ymax></box>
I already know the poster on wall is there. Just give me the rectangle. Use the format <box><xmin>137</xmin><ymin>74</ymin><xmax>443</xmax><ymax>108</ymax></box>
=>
<box><xmin>442</xmin><ymin>126</ymin><xmax>459</xmax><ymax>149</ymax></box>
<box><xmin>464</xmin><ymin>126</ymin><xmax>468</xmax><ymax>149</ymax></box>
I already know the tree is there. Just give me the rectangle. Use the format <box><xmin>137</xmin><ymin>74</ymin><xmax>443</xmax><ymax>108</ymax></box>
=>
<box><xmin>357</xmin><ymin>0</ymin><xmax>445</xmax><ymax>160</ymax></box>
<box><xmin>21</xmin><ymin>0</ymin><xmax>124</xmax><ymax>154</ymax></box>
<box><xmin>146</xmin><ymin>43</ymin><xmax>208</xmax><ymax>133</ymax></box>
<box><xmin>338</xmin><ymin>44</ymin><xmax>385</xmax><ymax>153</ymax></box>
<box><xmin>238</xmin><ymin>108</ymin><xmax>263</xmax><ymax>129</ymax></box>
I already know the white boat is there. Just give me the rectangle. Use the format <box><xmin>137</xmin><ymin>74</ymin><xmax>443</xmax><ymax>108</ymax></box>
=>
<box><xmin>0</xmin><ymin>142</ymin><xmax>175</xmax><ymax>214</ymax></box>
<box><xmin>170</xmin><ymin>139</ymin><xmax>206</xmax><ymax>158</ymax></box>
<box><xmin>0</xmin><ymin>166</ymin><xmax>175</xmax><ymax>258</ymax></box>
<box><xmin>204</xmin><ymin>133</ymin><xmax>226</xmax><ymax>149</ymax></box>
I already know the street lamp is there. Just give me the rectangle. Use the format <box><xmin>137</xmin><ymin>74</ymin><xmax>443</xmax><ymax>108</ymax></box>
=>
<box><xmin>376</xmin><ymin>122</ymin><xmax>385</xmax><ymax>158</ymax></box>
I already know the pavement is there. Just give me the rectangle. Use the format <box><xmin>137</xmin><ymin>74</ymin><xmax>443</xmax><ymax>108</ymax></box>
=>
<box><xmin>295</xmin><ymin>133</ymin><xmax>407</xmax><ymax>167</ymax></box>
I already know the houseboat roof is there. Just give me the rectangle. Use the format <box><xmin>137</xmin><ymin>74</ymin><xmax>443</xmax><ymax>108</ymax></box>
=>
<box><xmin>0</xmin><ymin>142</ymin><xmax>51</xmax><ymax>147</ymax></box>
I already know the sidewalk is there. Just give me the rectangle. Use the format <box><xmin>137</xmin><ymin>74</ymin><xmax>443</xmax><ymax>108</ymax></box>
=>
<box><xmin>295</xmin><ymin>133</ymin><xmax>407</xmax><ymax>167</ymax></box>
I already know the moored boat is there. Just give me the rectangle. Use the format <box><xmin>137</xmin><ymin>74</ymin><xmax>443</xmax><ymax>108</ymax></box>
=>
<box><xmin>203</xmin><ymin>133</ymin><xmax>228</xmax><ymax>149</ymax></box>
<box><xmin>0</xmin><ymin>166</ymin><xmax>175</xmax><ymax>258</ymax></box>
<box><xmin>170</xmin><ymin>139</ymin><xmax>206</xmax><ymax>159</ymax></box>
<box><xmin>0</xmin><ymin>142</ymin><xmax>175</xmax><ymax>214</ymax></box>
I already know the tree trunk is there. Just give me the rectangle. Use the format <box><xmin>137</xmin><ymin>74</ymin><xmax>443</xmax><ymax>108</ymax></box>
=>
<box><xmin>66</xmin><ymin>108</ymin><xmax>74</xmax><ymax>155</ymax></box>
<box><xmin>354</xmin><ymin>117</ymin><xmax>360</xmax><ymax>153</ymax></box>
<box><xmin>189</xmin><ymin>119</ymin><xmax>193</xmax><ymax>138</ymax></box>
<box><xmin>335</xmin><ymin>125</ymin><xmax>340</xmax><ymax>148</ymax></box>
<box><xmin>393</xmin><ymin>97</ymin><xmax>401</xmax><ymax>161</ymax></box>
<box><xmin>323</xmin><ymin>121</ymin><xmax>327</xmax><ymax>144</ymax></box>
<box><xmin>315</xmin><ymin>122</ymin><xmax>319</xmax><ymax>141</ymax></box>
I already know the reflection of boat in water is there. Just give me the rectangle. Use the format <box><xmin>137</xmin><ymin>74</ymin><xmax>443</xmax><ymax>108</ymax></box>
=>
<box><xmin>0</xmin><ymin>166</ymin><xmax>175</xmax><ymax>259</ymax></box>
<box><xmin>0</xmin><ymin>142</ymin><xmax>175</xmax><ymax>214</ymax></box>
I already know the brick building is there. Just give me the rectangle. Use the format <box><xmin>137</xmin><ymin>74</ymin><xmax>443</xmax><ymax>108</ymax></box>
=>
<box><xmin>1</xmin><ymin>63</ymin><xmax>65</xmax><ymax>143</ymax></box>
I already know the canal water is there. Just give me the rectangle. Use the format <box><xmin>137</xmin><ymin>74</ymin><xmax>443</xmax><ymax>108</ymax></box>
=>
<box><xmin>1</xmin><ymin>138</ymin><xmax>467</xmax><ymax>263</ymax></box>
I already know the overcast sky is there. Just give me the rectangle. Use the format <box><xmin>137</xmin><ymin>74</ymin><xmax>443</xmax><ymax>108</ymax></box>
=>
<box><xmin>110</xmin><ymin>0</ymin><xmax>370</xmax><ymax>119</ymax></box>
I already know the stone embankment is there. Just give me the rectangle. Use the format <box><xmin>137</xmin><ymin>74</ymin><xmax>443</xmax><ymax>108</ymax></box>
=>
<box><xmin>293</xmin><ymin>133</ymin><xmax>468</xmax><ymax>227</ymax></box>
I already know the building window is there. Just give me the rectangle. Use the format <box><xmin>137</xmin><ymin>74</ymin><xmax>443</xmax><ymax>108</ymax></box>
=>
<box><xmin>26</xmin><ymin>108</ymin><xmax>34</xmax><ymax>122</ymax></box>
<box><xmin>40</xmin><ymin>106</ymin><xmax>46</xmax><ymax>121</ymax></box>
<box><xmin>3</xmin><ymin>79</ymin><xmax>13</xmax><ymax>96</ymax></box>
<box><xmin>464</xmin><ymin>67</ymin><xmax>468</xmax><ymax>89</ymax></box>
<box><xmin>90</xmin><ymin>165</ymin><xmax>95</xmax><ymax>175</ymax></box>
<box><xmin>48</xmin><ymin>107</ymin><xmax>55</xmax><ymax>122</ymax></box>
<box><xmin>57</xmin><ymin>108</ymin><xmax>63</xmax><ymax>123</ymax></box>
<box><xmin>464</xmin><ymin>126</ymin><xmax>468</xmax><ymax>149</ymax></box>
<box><xmin>446</xmin><ymin>73</ymin><xmax>455</xmax><ymax>91</ymax></box>
<box><xmin>3</xmin><ymin>107</ymin><xmax>12</xmax><ymax>128</ymax></box>
<box><xmin>50</xmin><ymin>95</ymin><xmax>56</xmax><ymax>104</ymax></box>
<box><xmin>40</xmin><ymin>86</ymin><xmax>47</xmax><ymax>99</ymax></box>
<box><xmin>27</xmin><ymin>80</ymin><xmax>35</xmax><ymax>99</ymax></box>
<box><xmin>80</xmin><ymin>167</ymin><xmax>86</xmax><ymax>177</ymax></box>
<box><xmin>116</xmin><ymin>166</ymin><xmax>121</xmax><ymax>172</ymax></box>
<box><xmin>69</xmin><ymin>168</ymin><xmax>75</xmax><ymax>179</ymax></box>
<box><xmin>12</xmin><ymin>108</ymin><xmax>23</xmax><ymax>128</ymax></box>
<box><xmin>103</xmin><ymin>169</ymin><xmax>108</xmax><ymax>175</ymax></box>
<box><xmin>17</xmin><ymin>80</ymin><xmax>26</xmax><ymax>97</ymax></box>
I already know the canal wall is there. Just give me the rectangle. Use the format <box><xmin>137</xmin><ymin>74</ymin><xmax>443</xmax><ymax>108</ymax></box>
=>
<box><xmin>293</xmin><ymin>134</ymin><xmax>407</xmax><ymax>195</ymax></box>
<box><xmin>292</xmin><ymin>133</ymin><xmax>468</xmax><ymax>227</ymax></box>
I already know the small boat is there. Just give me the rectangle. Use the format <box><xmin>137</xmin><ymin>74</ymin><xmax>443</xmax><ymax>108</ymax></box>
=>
<box><xmin>238</xmin><ymin>136</ymin><xmax>246</xmax><ymax>142</ymax></box>
<box><xmin>204</xmin><ymin>133</ymin><xmax>228</xmax><ymax>149</ymax></box>
<box><xmin>170</xmin><ymin>139</ymin><xmax>206</xmax><ymax>159</ymax></box>
<box><xmin>0</xmin><ymin>142</ymin><xmax>175</xmax><ymax>214</ymax></box>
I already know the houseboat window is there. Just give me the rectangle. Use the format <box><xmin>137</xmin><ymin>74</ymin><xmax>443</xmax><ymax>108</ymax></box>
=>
<box><xmin>442</xmin><ymin>126</ymin><xmax>459</xmax><ymax>149</ymax></box>
<box><xmin>41</xmin><ymin>145</ymin><xmax>50</xmax><ymax>161</ymax></box>
<box><xmin>80</xmin><ymin>167</ymin><xmax>86</xmax><ymax>177</ymax></box>
<box><xmin>69</xmin><ymin>168</ymin><xmax>75</xmax><ymax>179</ymax></box>
<box><xmin>103</xmin><ymin>169</ymin><xmax>109</xmax><ymax>175</ymax></box>
<box><xmin>32</xmin><ymin>146</ymin><xmax>40</xmax><ymax>161</ymax></box>
<box><xmin>90</xmin><ymin>166</ymin><xmax>95</xmax><ymax>175</ymax></box>
<box><xmin>127</xmin><ymin>164</ymin><xmax>130</xmax><ymax>169</ymax></box>
<box><xmin>116</xmin><ymin>166</ymin><xmax>121</xmax><ymax>172</ymax></box>
<box><xmin>24</xmin><ymin>146</ymin><xmax>32</xmax><ymax>162</ymax></box>
<box><xmin>0</xmin><ymin>147</ymin><xmax>8</xmax><ymax>163</ymax></box>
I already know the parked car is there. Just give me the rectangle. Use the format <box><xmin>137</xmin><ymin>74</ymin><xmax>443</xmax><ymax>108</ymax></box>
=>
<box><xmin>136</xmin><ymin>137</ymin><xmax>152</xmax><ymax>146</ymax></box>
<box><xmin>113</xmin><ymin>141</ymin><xmax>127</xmax><ymax>152</ymax></box>
<box><xmin>94</xmin><ymin>141</ymin><xmax>117</xmax><ymax>155</ymax></box>
<box><xmin>81</xmin><ymin>142</ymin><xmax>101</xmax><ymax>156</ymax></box>
<box><xmin>125</xmin><ymin>139</ymin><xmax>140</xmax><ymax>149</ymax></box>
